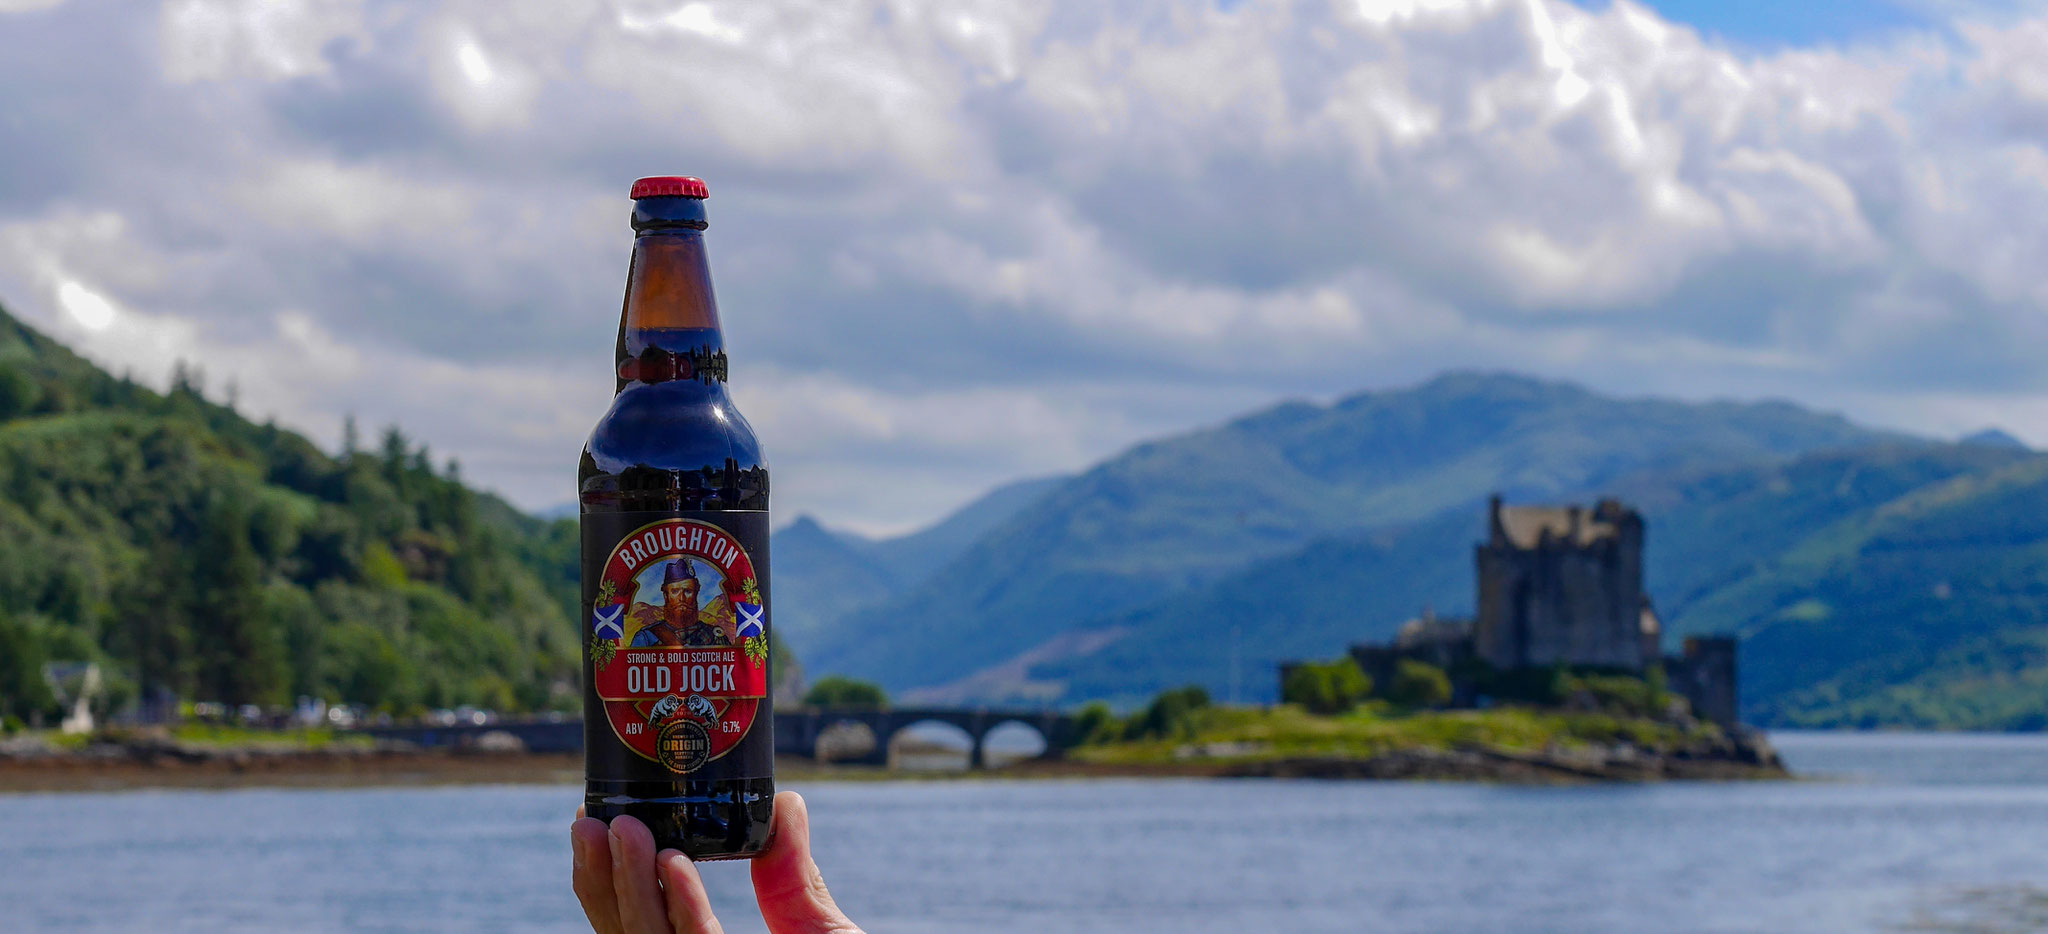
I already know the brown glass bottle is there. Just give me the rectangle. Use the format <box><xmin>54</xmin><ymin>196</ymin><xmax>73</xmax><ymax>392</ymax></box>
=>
<box><xmin>578</xmin><ymin>176</ymin><xmax>773</xmax><ymax>859</ymax></box>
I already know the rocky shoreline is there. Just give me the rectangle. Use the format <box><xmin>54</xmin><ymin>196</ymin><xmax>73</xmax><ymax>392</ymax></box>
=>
<box><xmin>0</xmin><ymin>735</ymin><xmax>584</xmax><ymax>792</ymax></box>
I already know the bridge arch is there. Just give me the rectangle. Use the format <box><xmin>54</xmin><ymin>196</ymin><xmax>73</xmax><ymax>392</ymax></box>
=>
<box><xmin>978</xmin><ymin>719</ymin><xmax>1050</xmax><ymax>768</ymax></box>
<box><xmin>811</xmin><ymin>718</ymin><xmax>879</xmax><ymax>764</ymax></box>
<box><xmin>772</xmin><ymin>707</ymin><xmax>1080</xmax><ymax>769</ymax></box>
<box><xmin>887</xmin><ymin>718</ymin><xmax>977</xmax><ymax>770</ymax></box>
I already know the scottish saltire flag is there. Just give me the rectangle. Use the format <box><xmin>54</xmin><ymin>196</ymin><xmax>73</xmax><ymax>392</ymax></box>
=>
<box><xmin>592</xmin><ymin>603</ymin><xmax>625</xmax><ymax>640</ymax></box>
<box><xmin>735</xmin><ymin>602</ymin><xmax>764</xmax><ymax>639</ymax></box>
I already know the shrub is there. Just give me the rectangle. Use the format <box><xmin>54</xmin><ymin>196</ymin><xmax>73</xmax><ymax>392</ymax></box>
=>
<box><xmin>1569</xmin><ymin>674</ymin><xmax>1659</xmax><ymax>718</ymax></box>
<box><xmin>801</xmin><ymin>676</ymin><xmax>888</xmax><ymax>709</ymax></box>
<box><xmin>0</xmin><ymin>610</ymin><xmax>56</xmax><ymax>722</ymax></box>
<box><xmin>1070</xmin><ymin>701</ymin><xmax>1121</xmax><ymax>745</ymax></box>
<box><xmin>0</xmin><ymin>365</ymin><xmax>39</xmax><ymax>421</ymax></box>
<box><xmin>1282</xmin><ymin>659</ymin><xmax>1373</xmax><ymax>714</ymax></box>
<box><xmin>1387</xmin><ymin>659</ymin><xmax>1453</xmax><ymax>709</ymax></box>
<box><xmin>1124</xmin><ymin>685</ymin><xmax>1211</xmax><ymax>740</ymax></box>
<box><xmin>1646</xmin><ymin>664</ymin><xmax>1671</xmax><ymax>714</ymax></box>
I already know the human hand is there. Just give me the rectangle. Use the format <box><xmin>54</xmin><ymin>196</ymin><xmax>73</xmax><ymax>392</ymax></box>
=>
<box><xmin>570</xmin><ymin>792</ymin><xmax>864</xmax><ymax>934</ymax></box>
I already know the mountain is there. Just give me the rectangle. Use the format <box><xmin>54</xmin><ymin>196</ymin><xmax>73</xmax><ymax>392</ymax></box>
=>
<box><xmin>771</xmin><ymin>517</ymin><xmax>902</xmax><ymax>649</ymax></box>
<box><xmin>769</xmin><ymin>475</ymin><xmax>1065</xmax><ymax>655</ymax></box>
<box><xmin>535</xmin><ymin>502</ymin><xmax>579</xmax><ymax>520</ymax></box>
<box><xmin>937</xmin><ymin>427</ymin><xmax>2048</xmax><ymax>729</ymax></box>
<box><xmin>809</xmin><ymin>372</ymin><xmax>1902</xmax><ymax>703</ymax></box>
<box><xmin>1024</xmin><ymin>442</ymin><xmax>2048</xmax><ymax>726</ymax></box>
<box><xmin>929</xmin><ymin>509</ymin><xmax>1482</xmax><ymax>708</ymax></box>
<box><xmin>0</xmin><ymin>303</ymin><xmax>583</xmax><ymax>720</ymax></box>
<box><xmin>1646</xmin><ymin>445</ymin><xmax>2048</xmax><ymax>728</ymax></box>
<box><xmin>856</xmin><ymin>475</ymin><xmax>1065</xmax><ymax>584</ymax></box>
<box><xmin>1961</xmin><ymin>428</ymin><xmax>2029</xmax><ymax>450</ymax></box>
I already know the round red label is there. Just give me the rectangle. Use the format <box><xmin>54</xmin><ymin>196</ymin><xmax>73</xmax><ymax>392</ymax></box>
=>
<box><xmin>588</xmin><ymin>518</ymin><xmax>768</xmax><ymax>772</ymax></box>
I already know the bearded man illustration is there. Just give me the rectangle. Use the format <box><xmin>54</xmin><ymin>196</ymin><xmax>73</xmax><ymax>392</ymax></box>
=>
<box><xmin>628</xmin><ymin>559</ymin><xmax>735</xmax><ymax>647</ymax></box>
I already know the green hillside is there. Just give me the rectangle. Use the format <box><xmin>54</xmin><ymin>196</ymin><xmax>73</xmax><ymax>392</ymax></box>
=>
<box><xmin>812</xmin><ymin>373</ymin><xmax>1898</xmax><ymax>700</ymax></box>
<box><xmin>770</xmin><ymin>474</ymin><xmax>1064</xmax><ymax>651</ymax></box>
<box><xmin>852</xmin><ymin>474</ymin><xmax>1066</xmax><ymax>584</ymax></box>
<box><xmin>1654</xmin><ymin>449</ymin><xmax>2048</xmax><ymax>728</ymax></box>
<box><xmin>798</xmin><ymin>372</ymin><xmax>2048</xmax><ymax>730</ymax></box>
<box><xmin>0</xmin><ymin>305</ymin><xmax>580</xmax><ymax>723</ymax></box>
<box><xmin>772</xmin><ymin>516</ymin><xmax>902</xmax><ymax>648</ymax></box>
<box><xmin>1010</xmin><ymin>511</ymin><xmax>1479</xmax><ymax>709</ymax></box>
<box><xmin>1024</xmin><ymin>442</ymin><xmax>2048</xmax><ymax>728</ymax></box>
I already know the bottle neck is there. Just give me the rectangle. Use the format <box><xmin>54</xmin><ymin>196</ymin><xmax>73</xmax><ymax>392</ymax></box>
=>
<box><xmin>615</xmin><ymin>226</ymin><xmax>726</xmax><ymax>391</ymax></box>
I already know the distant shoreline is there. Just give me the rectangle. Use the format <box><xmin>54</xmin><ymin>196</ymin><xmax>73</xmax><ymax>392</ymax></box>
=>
<box><xmin>0</xmin><ymin>741</ymin><xmax>1785</xmax><ymax>794</ymax></box>
<box><xmin>0</xmin><ymin>747</ymin><xmax>585</xmax><ymax>794</ymax></box>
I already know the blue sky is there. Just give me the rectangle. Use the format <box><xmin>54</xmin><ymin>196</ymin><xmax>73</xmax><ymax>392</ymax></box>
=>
<box><xmin>5</xmin><ymin>0</ymin><xmax>2048</xmax><ymax>534</ymax></box>
<box><xmin>1633</xmin><ymin>0</ymin><xmax>1937</xmax><ymax>46</ymax></box>
<box><xmin>1642</xmin><ymin>0</ymin><xmax>2048</xmax><ymax>47</ymax></box>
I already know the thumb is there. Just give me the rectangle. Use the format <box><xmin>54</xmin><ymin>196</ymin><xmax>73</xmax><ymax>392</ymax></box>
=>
<box><xmin>750</xmin><ymin>792</ymin><xmax>862</xmax><ymax>934</ymax></box>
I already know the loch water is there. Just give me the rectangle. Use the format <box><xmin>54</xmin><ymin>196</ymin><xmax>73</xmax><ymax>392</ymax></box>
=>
<box><xmin>4</xmin><ymin>732</ymin><xmax>2048</xmax><ymax>933</ymax></box>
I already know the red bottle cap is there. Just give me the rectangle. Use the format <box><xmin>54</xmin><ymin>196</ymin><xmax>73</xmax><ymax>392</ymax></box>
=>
<box><xmin>629</xmin><ymin>176</ymin><xmax>709</xmax><ymax>199</ymax></box>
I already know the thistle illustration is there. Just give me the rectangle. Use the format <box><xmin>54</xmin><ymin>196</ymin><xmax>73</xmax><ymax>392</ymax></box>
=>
<box><xmin>590</xmin><ymin>631</ymin><xmax>618</xmax><ymax>670</ymax></box>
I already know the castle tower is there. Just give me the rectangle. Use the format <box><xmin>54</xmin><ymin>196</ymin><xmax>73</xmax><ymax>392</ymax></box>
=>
<box><xmin>1473</xmin><ymin>496</ymin><xmax>1649</xmax><ymax>671</ymax></box>
<box><xmin>1669</xmin><ymin>636</ymin><xmax>1739</xmax><ymax>726</ymax></box>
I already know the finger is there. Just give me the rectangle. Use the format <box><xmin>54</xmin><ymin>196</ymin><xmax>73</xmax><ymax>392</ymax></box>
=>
<box><xmin>658</xmin><ymin>849</ymin><xmax>725</xmax><ymax>934</ymax></box>
<box><xmin>578</xmin><ymin>804</ymin><xmax>588</xmax><ymax>819</ymax></box>
<box><xmin>571</xmin><ymin>817</ymin><xmax>623</xmax><ymax>934</ymax></box>
<box><xmin>608</xmin><ymin>816</ymin><xmax>674</xmax><ymax>934</ymax></box>
<box><xmin>752</xmin><ymin>792</ymin><xmax>862</xmax><ymax>934</ymax></box>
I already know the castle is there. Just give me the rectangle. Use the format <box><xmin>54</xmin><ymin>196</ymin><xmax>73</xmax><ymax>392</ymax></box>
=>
<box><xmin>1310</xmin><ymin>496</ymin><xmax>1739</xmax><ymax>725</ymax></box>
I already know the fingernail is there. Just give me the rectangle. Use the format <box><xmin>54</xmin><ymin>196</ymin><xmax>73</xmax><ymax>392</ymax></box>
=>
<box><xmin>571</xmin><ymin>833</ymin><xmax>585</xmax><ymax>869</ymax></box>
<box><xmin>608</xmin><ymin>825</ymin><xmax>625</xmax><ymax>866</ymax></box>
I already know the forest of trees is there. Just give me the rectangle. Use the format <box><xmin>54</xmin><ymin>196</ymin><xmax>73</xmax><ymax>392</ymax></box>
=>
<box><xmin>0</xmin><ymin>305</ymin><xmax>582</xmax><ymax>725</ymax></box>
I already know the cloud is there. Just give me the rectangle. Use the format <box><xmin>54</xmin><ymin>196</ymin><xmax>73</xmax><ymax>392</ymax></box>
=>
<box><xmin>159</xmin><ymin>0</ymin><xmax>367</xmax><ymax>83</ymax></box>
<box><xmin>7</xmin><ymin>0</ymin><xmax>2048</xmax><ymax>530</ymax></box>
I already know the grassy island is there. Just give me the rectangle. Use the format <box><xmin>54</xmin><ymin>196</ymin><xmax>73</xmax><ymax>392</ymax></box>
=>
<box><xmin>1060</xmin><ymin>670</ymin><xmax>1786</xmax><ymax>782</ymax></box>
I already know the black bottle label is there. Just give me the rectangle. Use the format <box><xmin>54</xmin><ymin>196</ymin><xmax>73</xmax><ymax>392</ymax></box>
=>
<box><xmin>582</xmin><ymin>511</ymin><xmax>771</xmax><ymax>779</ymax></box>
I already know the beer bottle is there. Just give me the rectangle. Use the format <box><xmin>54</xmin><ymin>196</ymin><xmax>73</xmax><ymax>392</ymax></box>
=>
<box><xmin>579</xmin><ymin>176</ymin><xmax>773</xmax><ymax>859</ymax></box>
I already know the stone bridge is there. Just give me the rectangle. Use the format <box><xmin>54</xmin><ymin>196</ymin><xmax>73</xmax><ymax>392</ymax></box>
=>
<box><xmin>776</xmin><ymin>706</ymin><xmax>1082</xmax><ymax>769</ymax></box>
<box><xmin>359</xmin><ymin>717</ymin><xmax>583</xmax><ymax>753</ymax></box>
<box><xmin>358</xmin><ymin>707</ymin><xmax>1082</xmax><ymax>769</ymax></box>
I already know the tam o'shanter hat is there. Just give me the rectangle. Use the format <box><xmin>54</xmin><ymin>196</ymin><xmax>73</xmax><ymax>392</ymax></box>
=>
<box><xmin>663</xmin><ymin>559</ymin><xmax>698</xmax><ymax>585</ymax></box>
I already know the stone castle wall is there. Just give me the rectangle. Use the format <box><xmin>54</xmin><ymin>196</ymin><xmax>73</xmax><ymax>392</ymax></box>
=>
<box><xmin>1280</xmin><ymin>496</ymin><xmax>1745</xmax><ymax>726</ymax></box>
<box><xmin>1667</xmin><ymin>636</ymin><xmax>1738</xmax><ymax>727</ymax></box>
<box><xmin>1473</xmin><ymin>498</ymin><xmax>1647</xmax><ymax>671</ymax></box>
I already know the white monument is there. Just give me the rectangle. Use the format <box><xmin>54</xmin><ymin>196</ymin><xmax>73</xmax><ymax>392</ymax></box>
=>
<box><xmin>42</xmin><ymin>662</ymin><xmax>102</xmax><ymax>735</ymax></box>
